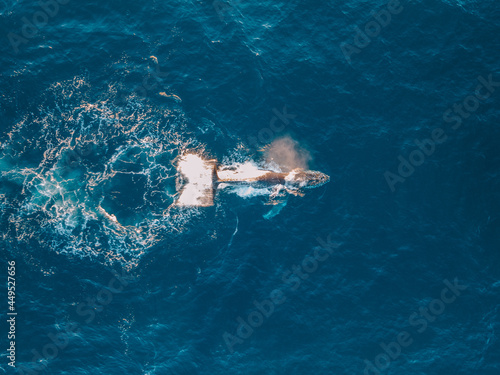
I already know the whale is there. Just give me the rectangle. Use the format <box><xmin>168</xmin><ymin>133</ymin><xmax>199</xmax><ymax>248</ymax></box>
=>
<box><xmin>175</xmin><ymin>153</ymin><xmax>329</xmax><ymax>207</ymax></box>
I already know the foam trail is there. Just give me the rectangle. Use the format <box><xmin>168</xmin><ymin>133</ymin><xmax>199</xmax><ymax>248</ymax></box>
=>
<box><xmin>0</xmin><ymin>74</ymin><xmax>202</xmax><ymax>268</ymax></box>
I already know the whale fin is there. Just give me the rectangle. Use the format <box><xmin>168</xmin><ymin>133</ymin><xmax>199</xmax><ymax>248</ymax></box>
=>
<box><xmin>175</xmin><ymin>154</ymin><xmax>216</xmax><ymax>207</ymax></box>
<box><xmin>263</xmin><ymin>198</ymin><xmax>288</xmax><ymax>219</ymax></box>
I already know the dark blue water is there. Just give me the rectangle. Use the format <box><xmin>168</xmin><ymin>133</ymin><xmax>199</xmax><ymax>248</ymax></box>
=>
<box><xmin>1</xmin><ymin>0</ymin><xmax>499</xmax><ymax>374</ymax></box>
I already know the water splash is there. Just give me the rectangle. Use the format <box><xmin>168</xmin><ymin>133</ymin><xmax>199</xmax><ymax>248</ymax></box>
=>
<box><xmin>263</xmin><ymin>136</ymin><xmax>311</xmax><ymax>172</ymax></box>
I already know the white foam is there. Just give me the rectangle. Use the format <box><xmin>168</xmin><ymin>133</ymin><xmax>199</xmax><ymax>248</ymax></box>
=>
<box><xmin>229</xmin><ymin>185</ymin><xmax>271</xmax><ymax>198</ymax></box>
<box><xmin>0</xmin><ymin>77</ymin><xmax>201</xmax><ymax>268</ymax></box>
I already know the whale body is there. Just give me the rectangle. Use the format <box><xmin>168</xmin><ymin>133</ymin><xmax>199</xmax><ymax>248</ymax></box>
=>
<box><xmin>175</xmin><ymin>153</ymin><xmax>329</xmax><ymax>207</ymax></box>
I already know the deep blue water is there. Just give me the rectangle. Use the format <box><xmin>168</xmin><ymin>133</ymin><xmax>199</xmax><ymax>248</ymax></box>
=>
<box><xmin>1</xmin><ymin>0</ymin><xmax>500</xmax><ymax>374</ymax></box>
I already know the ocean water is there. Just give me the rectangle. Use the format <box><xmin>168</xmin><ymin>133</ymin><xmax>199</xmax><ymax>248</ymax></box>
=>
<box><xmin>1</xmin><ymin>0</ymin><xmax>499</xmax><ymax>374</ymax></box>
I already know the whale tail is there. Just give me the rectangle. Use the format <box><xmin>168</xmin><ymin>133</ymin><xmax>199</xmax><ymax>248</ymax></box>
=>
<box><xmin>175</xmin><ymin>154</ymin><xmax>217</xmax><ymax>207</ymax></box>
<box><xmin>174</xmin><ymin>152</ymin><xmax>329</xmax><ymax>207</ymax></box>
